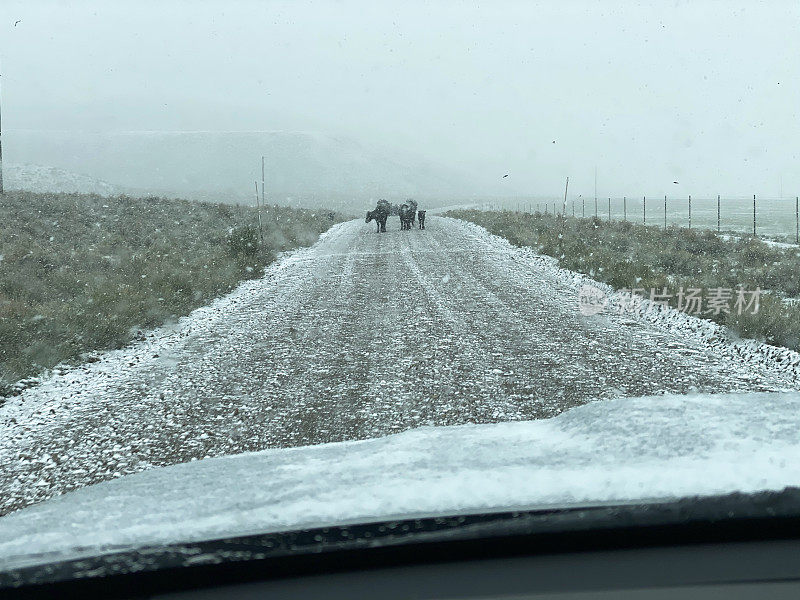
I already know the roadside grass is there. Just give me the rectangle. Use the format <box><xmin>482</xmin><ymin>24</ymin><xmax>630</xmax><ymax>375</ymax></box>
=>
<box><xmin>0</xmin><ymin>191</ymin><xmax>346</xmax><ymax>396</ymax></box>
<box><xmin>447</xmin><ymin>209</ymin><xmax>800</xmax><ymax>352</ymax></box>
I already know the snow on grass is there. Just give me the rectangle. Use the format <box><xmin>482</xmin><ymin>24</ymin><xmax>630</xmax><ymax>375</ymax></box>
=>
<box><xmin>0</xmin><ymin>190</ymin><xmax>345</xmax><ymax>395</ymax></box>
<box><xmin>451</xmin><ymin>216</ymin><xmax>800</xmax><ymax>383</ymax></box>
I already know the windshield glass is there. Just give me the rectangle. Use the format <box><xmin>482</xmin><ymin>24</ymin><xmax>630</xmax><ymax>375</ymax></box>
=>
<box><xmin>2</xmin><ymin>0</ymin><xmax>800</xmax><ymax>577</ymax></box>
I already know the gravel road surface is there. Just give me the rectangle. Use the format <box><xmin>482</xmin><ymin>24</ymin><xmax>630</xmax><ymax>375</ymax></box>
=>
<box><xmin>1</xmin><ymin>216</ymin><xmax>797</xmax><ymax>516</ymax></box>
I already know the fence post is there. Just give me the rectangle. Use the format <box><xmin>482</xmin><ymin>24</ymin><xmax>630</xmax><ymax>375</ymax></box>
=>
<box><xmin>717</xmin><ymin>195</ymin><xmax>720</xmax><ymax>233</ymax></box>
<box><xmin>753</xmin><ymin>194</ymin><xmax>756</xmax><ymax>237</ymax></box>
<box><xmin>643</xmin><ymin>196</ymin><xmax>646</xmax><ymax>224</ymax></box>
<box><xmin>688</xmin><ymin>195</ymin><xmax>692</xmax><ymax>229</ymax></box>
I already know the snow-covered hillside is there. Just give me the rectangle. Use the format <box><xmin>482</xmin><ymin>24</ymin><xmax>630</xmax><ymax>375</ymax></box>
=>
<box><xmin>3</xmin><ymin>163</ymin><xmax>129</xmax><ymax>196</ymax></box>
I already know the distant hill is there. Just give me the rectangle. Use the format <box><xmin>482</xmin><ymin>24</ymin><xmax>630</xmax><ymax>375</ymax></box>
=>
<box><xmin>4</xmin><ymin>130</ymin><xmax>493</xmax><ymax>208</ymax></box>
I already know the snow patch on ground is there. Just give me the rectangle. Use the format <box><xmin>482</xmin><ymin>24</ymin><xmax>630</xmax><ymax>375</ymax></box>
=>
<box><xmin>1</xmin><ymin>390</ymin><xmax>800</xmax><ymax>570</ymax></box>
<box><xmin>719</xmin><ymin>233</ymin><xmax>799</xmax><ymax>249</ymax></box>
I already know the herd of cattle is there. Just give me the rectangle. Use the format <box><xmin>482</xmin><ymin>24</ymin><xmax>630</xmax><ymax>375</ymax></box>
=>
<box><xmin>365</xmin><ymin>199</ymin><xmax>427</xmax><ymax>233</ymax></box>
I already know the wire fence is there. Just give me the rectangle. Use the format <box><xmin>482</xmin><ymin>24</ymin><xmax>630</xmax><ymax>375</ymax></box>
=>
<box><xmin>476</xmin><ymin>196</ymin><xmax>800</xmax><ymax>243</ymax></box>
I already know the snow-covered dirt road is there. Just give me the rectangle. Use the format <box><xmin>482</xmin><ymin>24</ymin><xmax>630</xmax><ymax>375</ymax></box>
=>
<box><xmin>1</xmin><ymin>216</ymin><xmax>798</xmax><ymax>516</ymax></box>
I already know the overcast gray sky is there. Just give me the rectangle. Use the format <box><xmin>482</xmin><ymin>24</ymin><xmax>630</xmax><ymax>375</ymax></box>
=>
<box><xmin>2</xmin><ymin>0</ymin><xmax>799</xmax><ymax>198</ymax></box>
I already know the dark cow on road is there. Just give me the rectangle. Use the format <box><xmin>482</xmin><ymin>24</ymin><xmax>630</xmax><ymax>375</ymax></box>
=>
<box><xmin>417</xmin><ymin>210</ymin><xmax>426</xmax><ymax>229</ymax></box>
<box><xmin>399</xmin><ymin>203</ymin><xmax>414</xmax><ymax>230</ymax></box>
<box><xmin>406</xmin><ymin>199</ymin><xmax>418</xmax><ymax>227</ymax></box>
<box><xmin>366</xmin><ymin>199</ymin><xmax>390</xmax><ymax>233</ymax></box>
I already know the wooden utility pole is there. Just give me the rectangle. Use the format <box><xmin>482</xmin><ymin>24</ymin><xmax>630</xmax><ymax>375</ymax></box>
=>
<box><xmin>562</xmin><ymin>176</ymin><xmax>569</xmax><ymax>216</ymax></box>
<box><xmin>254</xmin><ymin>181</ymin><xmax>263</xmax><ymax>241</ymax></box>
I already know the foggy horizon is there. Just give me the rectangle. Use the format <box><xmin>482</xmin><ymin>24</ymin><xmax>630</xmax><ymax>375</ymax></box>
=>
<box><xmin>2</xmin><ymin>0</ymin><xmax>799</xmax><ymax>201</ymax></box>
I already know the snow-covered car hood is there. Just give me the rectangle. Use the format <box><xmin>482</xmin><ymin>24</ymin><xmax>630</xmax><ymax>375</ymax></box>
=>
<box><xmin>2</xmin><ymin>390</ymin><xmax>800</xmax><ymax>571</ymax></box>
